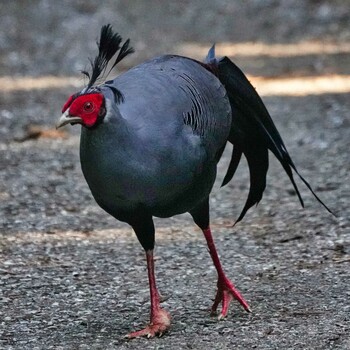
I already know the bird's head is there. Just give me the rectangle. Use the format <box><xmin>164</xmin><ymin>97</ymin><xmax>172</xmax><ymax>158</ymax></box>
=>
<box><xmin>57</xmin><ymin>91</ymin><xmax>106</xmax><ymax>129</ymax></box>
<box><xmin>57</xmin><ymin>24</ymin><xmax>133</xmax><ymax>129</ymax></box>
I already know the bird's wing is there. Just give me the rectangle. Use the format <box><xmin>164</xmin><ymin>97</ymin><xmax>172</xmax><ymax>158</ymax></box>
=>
<box><xmin>105</xmin><ymin>55</ymin><xmax>231</xmax><ymax>161</ymax></box>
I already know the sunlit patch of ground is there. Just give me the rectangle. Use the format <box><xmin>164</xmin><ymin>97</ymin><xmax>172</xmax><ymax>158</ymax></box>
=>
<box><xmin>178</xmin><ymin>40</ymin><xmax>350</xmax><ymax>58</ymax></box>
<box><xmin>2</xmin><ymin>39</ymin><xmax>350</xmax><ymax>96</ymax></box>
<box><xmin>251</xmin><ymin>74</ymin><xmax>350</xmax><ymax>96</ymax></box>
<box><xmin>1</xmin><ymin>73</ymin><xmax>350</xmax><ymax>97</ymax></box>
<box><xmin>0</xmin><ymin>76</ymin><xmax>83</xmax><ymax>92</ymax></box>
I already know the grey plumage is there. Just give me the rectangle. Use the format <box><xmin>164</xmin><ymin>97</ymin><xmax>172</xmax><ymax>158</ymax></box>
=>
<box><xmin>80</xmin><ymin>55</ymin><xmax>231</xmax><ymax>220</ymax></box>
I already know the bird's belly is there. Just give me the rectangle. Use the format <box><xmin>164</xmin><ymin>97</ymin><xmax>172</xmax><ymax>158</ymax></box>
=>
<box><xmin>80</xmin><ymin>146</ymin><xmax>216</xmax><ymax>219</ymax></box>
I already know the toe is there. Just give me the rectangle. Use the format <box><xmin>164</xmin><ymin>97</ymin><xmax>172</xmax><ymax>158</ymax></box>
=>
<box><xmin>211</xmin><ymin>277</ymin><xmax>251</xmax><ymax>318</ymax></box>
<box><xmin>126</xmin><ymin>308</ymin><xmax>171</xmax><ymax>339</ymax></box>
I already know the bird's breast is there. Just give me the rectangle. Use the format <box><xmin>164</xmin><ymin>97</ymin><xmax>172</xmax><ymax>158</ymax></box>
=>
<box><xmin>79</xmin><ymin>123</ymin><xmax>213</xmax><ymax>217</ymax></box>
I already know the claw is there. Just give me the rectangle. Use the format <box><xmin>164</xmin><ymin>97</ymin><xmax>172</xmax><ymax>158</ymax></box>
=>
<box><xmin>126</xmin><ymin>308</ymin><xmax>171</xmax><ymax>339</ymax></box>
<box><xmin>211</xmin><ymin>275</ymin><xmax>251</xmax><ymax>318</ymax></box>
<box><xmin>218</xmin><ymin>313</ymin><xmax>225</xmax><ymax>321</ymax></box>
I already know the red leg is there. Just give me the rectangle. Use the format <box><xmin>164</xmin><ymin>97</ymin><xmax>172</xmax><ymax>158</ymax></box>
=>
<box><xmin>127</xmin><ymin>250</ymin><xmax>171</xmax><ymax>338</ymax></box>
<box><xmin>202</xmin><ymin>227</ymin><xmax>251</xmax><ymax>318</ymax></box>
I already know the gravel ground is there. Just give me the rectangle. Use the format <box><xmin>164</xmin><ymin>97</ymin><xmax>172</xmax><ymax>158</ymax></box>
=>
<box><xmin>1</xmin><ymin>1</ymin><xmax>349</xmax><ymax>349</ymax></box>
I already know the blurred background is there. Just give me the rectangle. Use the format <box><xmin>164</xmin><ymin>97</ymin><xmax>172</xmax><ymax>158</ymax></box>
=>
<box><xmin>0</xmin><ymin>1</ymin><xmax>349</xmax><ymax>349</ymax></box>
<box><xmin>1</xmin><ymin>0</ymin><xmax>349</xmax><ymax>140</ymax></box>
<box><xmin>1</xmin><ymin>0</ymin><xmax>350</xmax><ymax>75</ymax></box>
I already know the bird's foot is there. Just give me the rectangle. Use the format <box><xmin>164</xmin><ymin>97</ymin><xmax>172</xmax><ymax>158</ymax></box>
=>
<box><xmin>126</xmin><ymin>308</ymin><xmax>171</xmax><ymax>339</ymax></box>
<box><xmin>211</xmin><ymin>275</ymin><xmax>251</xmax><ymax>319</ymax></box>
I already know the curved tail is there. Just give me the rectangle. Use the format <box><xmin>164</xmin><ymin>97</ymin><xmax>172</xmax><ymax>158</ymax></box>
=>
<box><xmin>212</xmin><ymin>53</ymin><xmax>334</xmax><ymax>223</ymax></box>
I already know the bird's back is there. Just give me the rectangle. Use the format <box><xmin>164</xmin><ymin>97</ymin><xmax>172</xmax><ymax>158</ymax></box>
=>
<box><xmin>109</xmin><ymin>55</ymin><xmax>231</xmax><ymax>152</ymax></box>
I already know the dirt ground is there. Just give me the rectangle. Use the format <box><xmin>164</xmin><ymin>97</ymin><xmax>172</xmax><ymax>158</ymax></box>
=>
<box><xmin>0</xmin><ymin>1</ymin><xmax>349</xmax><ymax>349</ymax></box>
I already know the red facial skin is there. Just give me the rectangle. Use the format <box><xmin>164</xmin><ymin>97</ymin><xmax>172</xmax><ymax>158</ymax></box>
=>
<box><xmin>61</xmin><ymin>94</ymin><xmax>76</xmax><ymax>114</ymax></box>
<box><xmin>62</xmin><ymin>93</ymin><xmax>105</xmax><ymax>128</ymax></box>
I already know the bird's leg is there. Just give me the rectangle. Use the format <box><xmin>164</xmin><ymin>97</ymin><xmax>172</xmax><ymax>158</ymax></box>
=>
<box><xmin>127</xmin><ymin>249</ymin><xmax>171</xmax><ymax>338</ymax></box>
<box><xmin>202</xmin><ymin>227</ymin><xmax>251</xmax><ymax>318</ymax></box>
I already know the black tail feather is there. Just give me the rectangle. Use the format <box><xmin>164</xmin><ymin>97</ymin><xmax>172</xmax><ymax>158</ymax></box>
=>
<box><xmin>216</xmin><ymin>56</ymin><xmax>335</xmax><ymax>221</ymax></box>
<box><xmin>221</xmin><ymin>145</ymin><xmax>242</xmax><ymax>187</ymax></box>
<box><xmin>235</xmin><ymin>146</ymin><xmax>269</xmax><ymax>223</ymax></box>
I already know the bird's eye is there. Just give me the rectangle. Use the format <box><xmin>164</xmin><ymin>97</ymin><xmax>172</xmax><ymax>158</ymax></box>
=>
<box><xmin>83</xmin><ymin>102</ymin><xmax>94</xmax><ymax>112</ymax></box>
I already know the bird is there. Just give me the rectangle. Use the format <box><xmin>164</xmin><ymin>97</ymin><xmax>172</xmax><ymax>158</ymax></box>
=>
<box><xmin>57</xmin><ymin>25</ymin><xmax>333</xmax><ymax>338</ymax></box>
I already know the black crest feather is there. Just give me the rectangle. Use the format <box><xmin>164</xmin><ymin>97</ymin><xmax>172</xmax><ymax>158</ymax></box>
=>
<box><xmin>85</xmin><ymin>24</ymin><xmax>134</xmax><ymax>91</ymax></box>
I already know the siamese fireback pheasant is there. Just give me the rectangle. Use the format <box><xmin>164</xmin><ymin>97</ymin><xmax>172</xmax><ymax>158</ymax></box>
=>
<box><xmin>57</xmin><ymin>25</ymin><xmax>333</xmax><ymax>338</ymax></box>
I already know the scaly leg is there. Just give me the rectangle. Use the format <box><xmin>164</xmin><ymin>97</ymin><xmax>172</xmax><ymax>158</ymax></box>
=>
<box><xmin>202</xmin><ymin>227</ymin><xmax>251</xmax><ymax>318</ymax></box>
<box><xmin>127</xmin><ymin>250</ymin><xmax>171</xmax><ymax>338</ymax></box>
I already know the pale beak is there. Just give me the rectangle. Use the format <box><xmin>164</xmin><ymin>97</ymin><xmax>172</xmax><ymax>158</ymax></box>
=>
<box><xmin>56</xmin><ymin>110</ymin><xmax>82</xmax><ymax>129</ymax></box>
